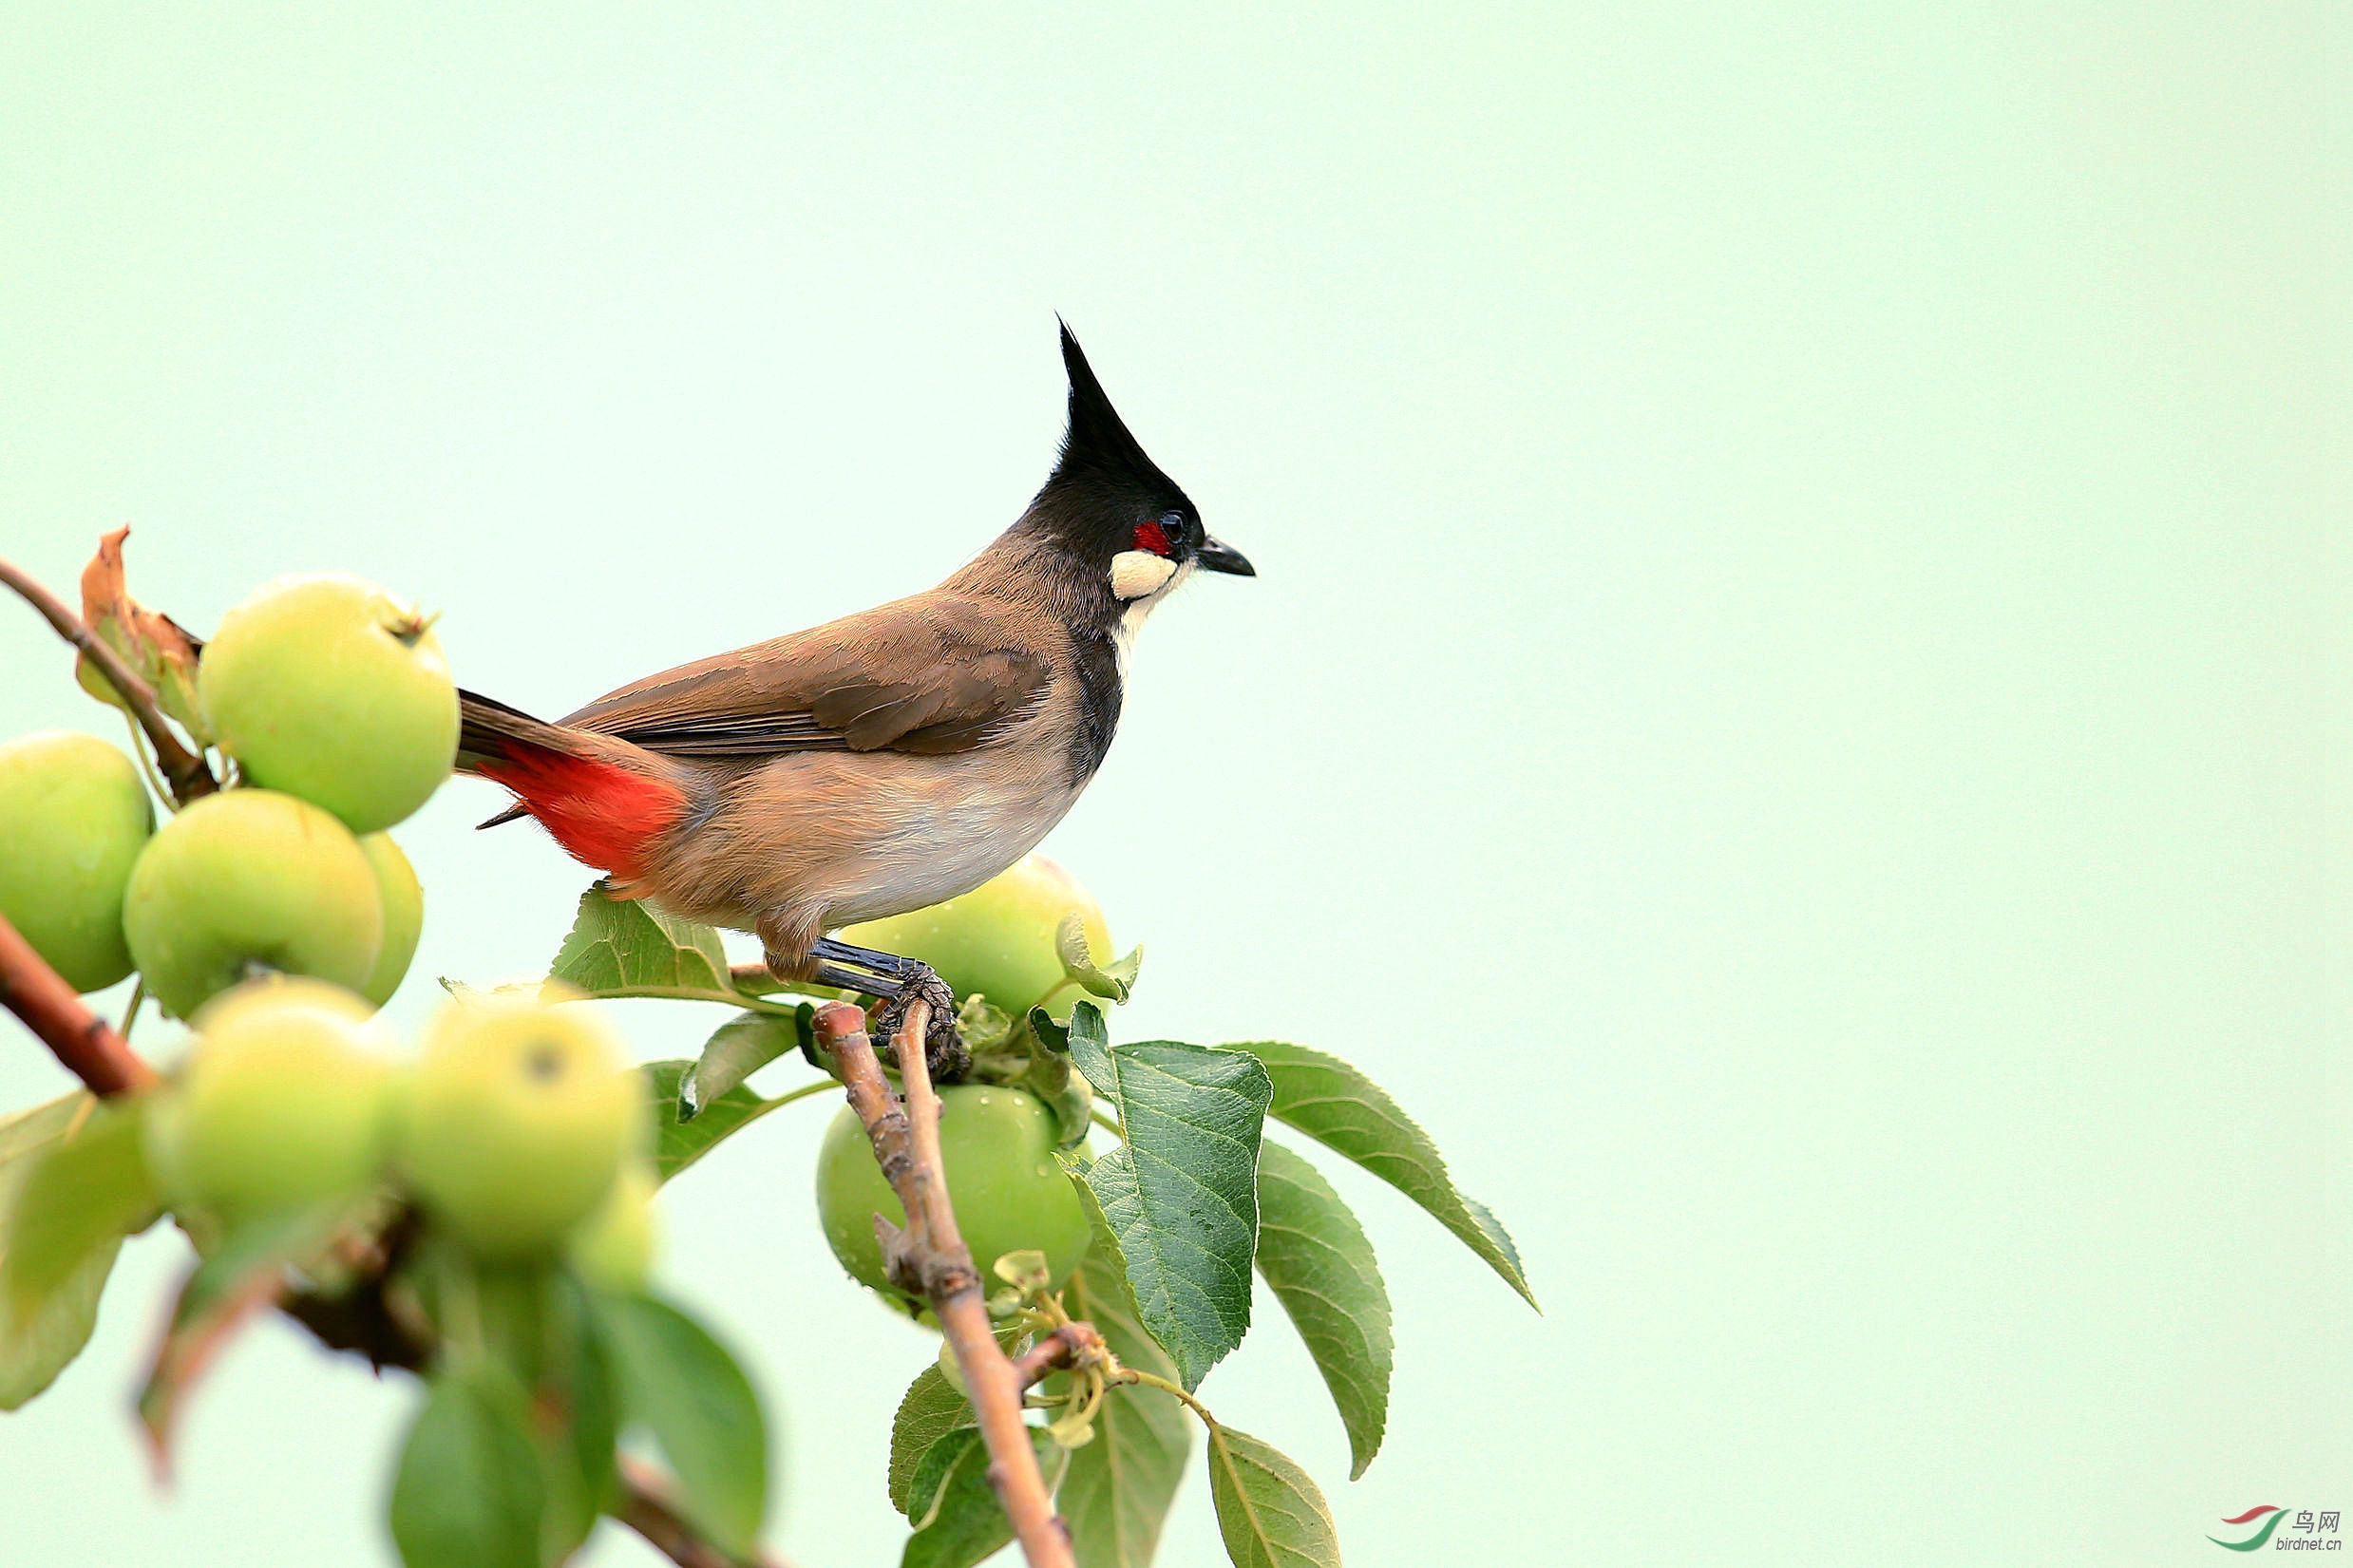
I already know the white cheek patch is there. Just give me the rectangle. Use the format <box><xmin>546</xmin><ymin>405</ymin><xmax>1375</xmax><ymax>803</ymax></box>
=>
<box><xmin>1110</xmin><ymin>550</ymin><xmax>1177</xmax><ymax>601</ymax></box>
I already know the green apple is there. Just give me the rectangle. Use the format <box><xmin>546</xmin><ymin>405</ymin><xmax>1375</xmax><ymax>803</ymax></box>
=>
<box><xmin>144</xmin><ymin>977</ymin><xmax>393</xmax><ymax>1219</ymax></box>
<box><xmin>567</xmin><ymin>1161</ymin><xmax>660</xmax><ymax>1293</ymax></box>
<box><xmin>814</xmin><ymin>1084</ymin><xmax>1091</xmax><ymax>1303</ymax></box>
<box><xmin>0</xmin><ymin>731</ymin><xmax>153</xmax><ymax>992</ymax></box>
<box><xmin>839</xmin><ymin>855</ymin><xmax>1115</xmax><ymax>1022</ymax></box>
<box><xmin>122</xmin><ymin>788</ymin><xmax>383</xmax><ymax>1019</ymax></box>
<box><xmin>356</xmin><ymin>833</ymin><xmax>423</xmax><ymax>1007</ymax></box>
<box><xmin>199</xmin><ymin>573</ymin><xmax>459</xmax><ymax>834</ymax></box>
<box><xmin>397</xmin><ymin>992</ymin><xmax>642</xmax><ymax>1257</ymax></box>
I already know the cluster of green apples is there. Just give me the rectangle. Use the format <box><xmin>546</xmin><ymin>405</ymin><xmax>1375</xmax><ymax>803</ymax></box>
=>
<box><xmin>149</xmin><ymin>977</ymin><xmax>655</xmax><ymax>1284</ymax></box>
<box><xmin>817</xmin><ymin>854</ymin><xmax>1113</xmax><ymax>1304</ymax></box>
<box><xmin>0</xmin><ymin>573</ymin><xmax>456</xmax><ymax>1017</ymax></box>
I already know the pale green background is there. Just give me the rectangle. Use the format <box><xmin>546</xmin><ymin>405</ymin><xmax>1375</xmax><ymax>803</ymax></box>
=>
<box><xmin>1</xmin><ymin>5</ymin><xmax>2343</xmax><ymax>1564</ymax></box>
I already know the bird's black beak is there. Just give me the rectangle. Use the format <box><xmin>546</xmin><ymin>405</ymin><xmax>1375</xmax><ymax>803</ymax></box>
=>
<box><xmin>1195</xmin><ymin>536</ymin><xmax>1255</xmax><ymax>576</ymax></box>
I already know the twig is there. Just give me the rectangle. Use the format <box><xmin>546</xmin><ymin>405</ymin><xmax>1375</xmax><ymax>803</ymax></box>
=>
<box><xmin>814</xmin><ymin>1003</ymin><xmax>1075</xmax><ymax>1568</ymax></box>
<box><xmin>0</xmin><ymin>553</ymin><xmax>216</xmax><ymax>804</ymax></box>
<box><xmin>617</xmin><ymin>1457</ymin><xmax>791</xmax><ymax>1568</ymax></box>
<box><xmin>1008</xmin><ymin>1324</ymin><xmax>1094</xmax><ymax>1392</ymax></box>
<box><xmin>0</xmin><ymin>909</ymin><xmax>158</xmax><ymax>1096</ymax></box>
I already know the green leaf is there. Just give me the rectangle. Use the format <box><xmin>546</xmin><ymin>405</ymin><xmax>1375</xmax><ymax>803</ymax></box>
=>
<box><xmin>1057</xmin><ymin>913</ymin><xmax>1143</xmax><ymax>1003</ymax></box>
<box><xmin>1068</xmin><ymin>1007</ymin><xmax>1272</xmax><ymax>1389</ymax></box>
<box><xmin>0</xmin><ymin>1093</ymin><xmax>122</xmax><ymax>1408</ymax></box>
<box><xmin>1206</xmin><ymin>1425</ymin><xmax>1340</xmax><ymax>1568</ymax></box>
<box><xmin>902</xmin><ymin>1425</ymin><xmax>978</xmax><ymax>1531</ymax></box>
<box><xmin>138</xmin><ymin>1202</ymin><xmax>364</xmax><ymax>1463</ymax></box>
<box><xmin>679</xmin><ymin>1007</ymin><xmax>809</xmax><ymax>1120</ymax></box>
<box><xmin>549</xmin><ymin>882</ymin><xmax>737</xmax><ymax>1002</ymax></box>
<box><xmin>531</xmin><ymin>1275</ymin><xmax>622</xmax><ymax>1562</ymax></box>
<box><xmin>389</xmin><ymin>1366</ymin><xmax>548</xmax><ymax>1568</ymax></box>
<box><xmin>468</xmin><ymin>1266</ymin><xmax>624</xmax><ymax>1563</ymax></box>
<box><xmin>890</xmin><ymin>1364</ymin><xmax>975</xmax><ymax>1517</ymax></box>
<box><xmin>642</xmin><ymin>1060</ymin><xmax>781</xmax><ymax>1184</ymax></box>
<box><xmin>1015</xmin><ymin>1006</ymin><xmax>1093</xmax><ymax>1149</ymax></box>
<box><xmin>1061</xmin><ymin>1235</ymin><xmax>1192</xmax><ymax>1568</ymax></box>
<box><xmin>1</xmin><ymin>1097</ymin><xmax>157</xmax><ymax>1319</ymax></box>
<box><xmin>598</xmin><ymin>1293</ymin><xmax>769</xmax><ymax>1556</ymax></box>
<box><xmin>901</xmin><ymin>1426</ymin><xmax>1070</xmax><ymax>1568</ymax></box>
<box><xmin>1230</xmin><ymin>1041</ymin><xmax>1536</xmax><ymax>1310</ymax></box>
<box><xmin>0</xmin><ymin>1092</ymin><xmax>90</xmax><ymax>1165</ymax></box>
<box><xmin>1252</xmin><ymin>1142</ymin><xmax>1392</xmax><ymax>1480</ymax></box>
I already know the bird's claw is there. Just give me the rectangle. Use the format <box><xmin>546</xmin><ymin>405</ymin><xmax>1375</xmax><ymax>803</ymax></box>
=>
<box><xmin>875</xmin><ymin>966</ymin><xmax>967</xmax><ymax>1084</ymax></box>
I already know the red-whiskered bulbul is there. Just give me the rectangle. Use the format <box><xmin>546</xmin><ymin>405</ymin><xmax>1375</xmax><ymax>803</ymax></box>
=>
<box><xmin>455</xmin><ymin>325</ymin><xmax>1253</xmax><ymax>1063</ymax></box>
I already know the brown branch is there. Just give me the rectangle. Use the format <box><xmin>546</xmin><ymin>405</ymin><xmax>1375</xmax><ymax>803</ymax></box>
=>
<box><xmin>814</xmin><ymin>1002</ymin><xmax>1075</xmax><ymax>1568</ymax></box>
<box><xmin>0</xmin><ymin>908</ymin><xmax>158</xmax><ymax>1096</ymax></box>
<box><xmin>0</xmin><ymin>553</ymin><xmax>216</xmax><ymax>804</ymax></box>
<box><xmin>617</xmin><ymin>1457</ymin><xmax>792</xmax><ymax>1568</ymax></box>
<box><xmin>1008</xmin><ymin>1324</ymin><xmax>1098</xmax><ymax>1392</ymax></box>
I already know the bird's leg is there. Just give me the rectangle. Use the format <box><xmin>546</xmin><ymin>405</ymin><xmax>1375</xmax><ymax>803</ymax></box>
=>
<box><xmin>802</xmin><ymin>935</ymin><xmax>967</xmax><ymax>1083</ymax></box>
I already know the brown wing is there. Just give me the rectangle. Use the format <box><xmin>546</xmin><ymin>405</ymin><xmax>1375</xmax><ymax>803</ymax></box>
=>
<box><xmin>560</xmin><ymin>594</ymin><xmax>1053</xmax><ymax>758</ymax></box>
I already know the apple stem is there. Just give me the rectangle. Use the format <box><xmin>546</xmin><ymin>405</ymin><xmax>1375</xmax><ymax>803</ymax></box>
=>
<box><xmin>816</xmin><ymin>1000</ymin><xmax>1079</xmax><ymax>1568</ymax></box>
<box><xmin>0</xmin><ymin>552</ymin><xmax>218</xmax><ymax>806</ymax></box>
<box><xmin>117</xmin><ymin>977</ymin><xmax>147</xmax><ymax>1041</ymax></box>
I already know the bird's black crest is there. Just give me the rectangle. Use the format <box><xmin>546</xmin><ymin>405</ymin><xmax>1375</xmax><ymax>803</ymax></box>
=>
<box><xmin>1035</xmin><ymin>321</ymin><xmax>1195</xmax><ymax>546</ymax></box>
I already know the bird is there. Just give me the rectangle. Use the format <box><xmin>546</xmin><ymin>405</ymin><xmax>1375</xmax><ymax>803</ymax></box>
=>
<box><xmin>454</xmin><ymin>324</ymin><xmax>1254</xmax><ymax>1066</ymax></box>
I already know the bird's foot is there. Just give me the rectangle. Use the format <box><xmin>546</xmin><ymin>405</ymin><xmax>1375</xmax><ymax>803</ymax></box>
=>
<box><xmin>800</xmin><ymin>935</ymin><xmax>969</xmax><ymax>1082</ymax></box>
<box><xmin>873</xmin><ymin>965</ymin><xmax>966</xmax><ymax>1084</ymax></box>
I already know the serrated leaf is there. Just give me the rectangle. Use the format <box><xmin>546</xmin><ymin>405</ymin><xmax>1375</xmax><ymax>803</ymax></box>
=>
<box><xmin>1206</xmin><ymin>1425</ymin><xmax>1340</xmax><ymax>1568</ymax></box>
<box><xmin>901</xmin><ymin>1426</ymin><xmax>1070</xmax><ymax>1568</ymax></box>
<box><xmin>389</xmin><ymin>1366</ymin><xmax>547</xmax><ymax>1568</ymax></box>
<box><xmin>890</xmin><ymin>1365</ymin><xmax>975</xmax><ymax>1516</ymax></box>
<box><xmin>0</xmin><ymin>1093</ymin><xmax>119</xmax><ymax>1408</ymax></box>
<box><xmin>1058</xmin><ymin>913</ymin><xmax>1143</xmax><ymax>1003</ymax></box>
<box><xmin>598</xmin><ymin>1293</ymin><xmax>769</xmax><ymax>1556</ymax></box>
<box><xmin>642</xmin><ymin>1060</ymin><xmax>781</xmax><ymax>1184</ymax></box>
<box><xmin>549</xmin><ymin>883</ymin><xmax>735</xmax><ymax>1000</ymax></box>
<box><xmin>1252</xmin><ymin>1142</ymin><xmax>1391</xmax><ymax>1480</ymax></box>
<box><xmin>679</xmin><ymin>1008</ymin><xmax>809</xmax><ymax>1120</ymax></box>
<box><xmin>902</xmin><ymin>1425</ymin><xmax>977</xmax><ymax>1532</ymax></box>
<box><xmin>1</xmin><ymin>1097</ymin><xmax>157</xmax><ymax>1318</ymax></box>
<box><xmin>1061</xmin><ymin>1234</ymin><xmax>1191</xmax><ymax>1568</ymax></box>
<box><xmin>1230</xmin><ymin>1042</ymin><xmax>1535</xmax><ymax>1310</ymax></box>
<box><xmin>1067</xmin><ymin>1007</ymin><xmax>1271</xmax><ymax>1390</ymax></box>
<box><xmin>138</xmin><ymin>1202</ymin><xmax>363</xmax><ymax>1464</ymax></box>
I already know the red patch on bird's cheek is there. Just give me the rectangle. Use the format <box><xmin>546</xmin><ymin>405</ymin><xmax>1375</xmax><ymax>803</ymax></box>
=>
<box><xmin>1131</xmin><ymin>520</ymin><xmax>1172</xmax><ymax>557</ymax></box>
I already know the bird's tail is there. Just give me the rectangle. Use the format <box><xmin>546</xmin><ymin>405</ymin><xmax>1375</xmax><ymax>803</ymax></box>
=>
<box><xmin>457</xmin><ymin>689</ymin><xmax>690</xmax><ymax>884</ymax></box>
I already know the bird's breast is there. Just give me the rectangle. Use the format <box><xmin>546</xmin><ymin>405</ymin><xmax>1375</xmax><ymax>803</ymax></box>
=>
<box><xmin>652</xmin><ymin>737</ymin><xmax>1091</xmax><ymax>937</ymax></box>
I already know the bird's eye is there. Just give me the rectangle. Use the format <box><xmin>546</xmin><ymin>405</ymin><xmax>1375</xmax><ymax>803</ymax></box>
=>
<box><xmin>1159</xmin><ymin>511</ymin><xmax>1194</xmax><ymax>546</ymax></box>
